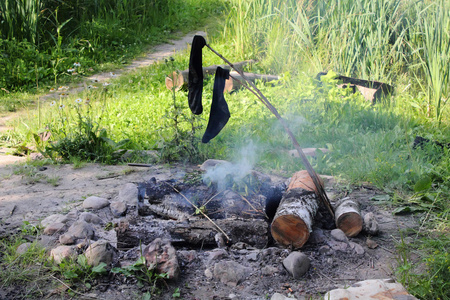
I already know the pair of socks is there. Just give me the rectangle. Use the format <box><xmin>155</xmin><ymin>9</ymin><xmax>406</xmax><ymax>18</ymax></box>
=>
<box><xmin>188</xmin><ymin>35</ymin><xmax>230</xmax><ymax>143</ymax></box>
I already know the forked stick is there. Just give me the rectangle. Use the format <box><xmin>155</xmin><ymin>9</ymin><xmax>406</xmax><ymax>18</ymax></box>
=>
<box><xmin>205</xmin><ymin>43</ymin><xmax>335</xmax><ymax>219</ymax></box>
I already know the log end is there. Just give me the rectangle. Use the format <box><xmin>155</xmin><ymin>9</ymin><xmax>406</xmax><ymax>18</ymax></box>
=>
<box><xmin>271</xmin><ymin>214</ymin><xmax>310</xmax><ymax>249</ymax></box>
<box><xmin>336</xmin><ymin>212</ymin><xmax>363</xmax><ymax>237</ymax></box>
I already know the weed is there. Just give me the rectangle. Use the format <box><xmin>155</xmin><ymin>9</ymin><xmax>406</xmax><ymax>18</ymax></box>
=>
<box><xmin>111</xmin><ymin>256</ymin><xmax>168</xmax><ymax>294</ymax></box>
<box><xmin>46</xmin><ymin>175</ymin><xmax>61</xmax><ymax>186</ymax></box>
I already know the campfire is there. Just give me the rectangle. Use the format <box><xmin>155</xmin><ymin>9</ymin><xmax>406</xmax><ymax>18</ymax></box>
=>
<box><xmin>117</xmin><ymin>159</ymin><xmax>365</xmax><ymax>253</ymax></box>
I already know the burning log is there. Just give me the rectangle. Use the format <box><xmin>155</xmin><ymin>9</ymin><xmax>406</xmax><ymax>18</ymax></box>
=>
<box><xmin>271</xmin><ymin>171</ymin><xmax>321</xmax><ymax>249</ymax></box>
<box><xmin>166</xmin><ymin>66</ymin><xmax>278</xmax><ymax>93</ymax></box>
<box><xmin>333</xmin><ymin>197</ymin><xmax>363</xmax><ymax>237</ymax></box>
<box><xmin>116</xmin><ymin>217</ymin><xmax>268</xmax><ymax>250</ymax></box>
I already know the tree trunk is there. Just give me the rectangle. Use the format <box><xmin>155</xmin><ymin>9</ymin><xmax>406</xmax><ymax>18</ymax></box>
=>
<box><xmin>116</xmin><ymin>217</ymin><xmax>268</xmax><ymax>250</ymax></box>
<box><xmin>271</xmin><ymin>188</ymin><xmax>318</xmax><ymax>249</ymax></box>
<box><xmin>333</xmin><ymin>197</ymin><xmax>363</xmax><ymax>237</ymax></box>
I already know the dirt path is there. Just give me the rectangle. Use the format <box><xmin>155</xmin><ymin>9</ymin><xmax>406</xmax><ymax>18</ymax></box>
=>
<box><xmin>0</xmin><ymin>30</ymin><xmax>206</xmax><ymax>167</ymax></box>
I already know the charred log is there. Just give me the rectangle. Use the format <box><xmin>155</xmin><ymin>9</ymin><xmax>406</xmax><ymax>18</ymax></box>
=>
<box><xmin>116</xmin><ymin>217</ymin><xmax>268</xmax><ymax>250</ymax></box>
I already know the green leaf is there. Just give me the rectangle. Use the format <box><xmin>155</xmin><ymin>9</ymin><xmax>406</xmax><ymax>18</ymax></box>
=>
<box><xmin>371</xmin><ymin>194</ymin><xmax>390</xmax><ymax>201</ymax></box>
<box><xmin>414</xmin><ymin>176</ymin><xmax>432</xmax><ymax>193</ymax></box>
<box><xmin>63</xmin><ymin>270</ymin><xmax>79</xmax><ymax>279</ymax></box>
<box><xmin>92</xmin><ymin>262</ymin><xmax>107</xmax><ymax>274</ymax></box>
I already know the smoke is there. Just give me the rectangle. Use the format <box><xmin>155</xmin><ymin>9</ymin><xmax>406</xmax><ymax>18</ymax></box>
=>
<box><xmin>203</xmin><ymin>141</ymin><xmax>260</xmax><ymax>190</ymax></box>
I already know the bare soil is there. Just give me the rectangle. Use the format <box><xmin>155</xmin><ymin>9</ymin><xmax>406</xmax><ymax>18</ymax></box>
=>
<box><xmin>0</xmin><ymin>160</ymin><xmax>420</xmax><ymax>300</ymax></box>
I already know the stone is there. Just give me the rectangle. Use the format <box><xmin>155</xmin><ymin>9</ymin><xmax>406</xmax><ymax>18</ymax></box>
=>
<box><xmin>366</xmin><ymin>238</ymin><xmax>378</xmax><ymax>249</ymax></box>
<box><xmin>363</xmin><ymin>212</ymin><xmax>379</xmax><ymax>235</ymax></box>
<box><xmin>50</xmin><ymin>245</ymin><xmax>78</xmax><ymax>264</ymax></box>
<box><xmin>319</xmin><ymin>245</ymin><xmax>334</xmax><ymax>256</ymax></box>
<box><xmin>83</xmin><ymin>196</ymin><xmax>110</xmax><ymax>210</ymax></box>
<box><xmin>16</xmin><ymin>242</ymin><xmax>32</xmax><ymax>255</ymax></box>
<box><xmin>43</xmin><ymin>222</ymin><xmax>66</xmax><ymax>235</ymax></box>
<box><xmin>349</xmin><ymin>241</ymin><xmax>365</xmax><ymax>255</ymax></box>
<box><xmin>117</xmin><ymin>183</ymin><xmax>138</xmax><ymax>205</ymax></box>
<box><xmin>271</xmin><ymin>293</ymin><xmax>297</xmax><ymax>300</ymax></box>
<box><xmin>177</xmin><ymin>250</ymin><xmax>198</xmax><ymax>265</ymax></box>
<box><xmin>37</xmin><ymin>235</ymin><xmax>58</xmax><ymax>250</ymax></box>
<box><xmin>331</xmin><ymin>229</ymin><xmax>349</xmax><ymax>243</ymax></box>
<box><xmin>84</xmin><ymin>240</ymin><xmax>117</xmax><ymax>267</ymax></box>
<box><xmin>79</xmin><ymin>212</ymin><xmax>103</xmax><ymax>224</ymax></box>
<box><xmin>327</xmin><ymin>240</ymin><xmax>348</xmax><ymax>252</ymax></box>
<box><xmin>143</xmin><ymin>238</ymin><xmax>180</xmax><ymax>280</ymax></box>
<box><xmin>67</xmin><ymin>220</ymin><xmax>95</xmax><ymax>240</ymax></box>
<box><xmin>262</xmin><ymin>265</ymin><xmax>279</xmax><ymax>276</ymax></box>
<box><xmin>40</xmin><ymin>214</ymin><xmax>67</xmax><ymax>228</ymax></box>
<box><xmin>282</xmin><ymin>252</ymin><xmax>310</xmax><ymax>279</ymax></box>
<box><xmin>213</xmin><ymin>260</ymin><xmax>252</xmax><ymax>287</ymax></box>
<box><xmin>110</xmin><ymin>201</ymin><xmax>127</xmax><ymax>217</ymax></box>
<box><xmin>59</xmin><ymin>234</ymin><xmax>76</xmax><ymax>245</ymax></box>
<box><xmin>324</xmin><ymin>279</ymin><xmax>418</xmax><ymax>300</ymax></box>
<box><xmin>200</xmin><ymin>159</ymin><xmax>230</xmax><ymax>171</ymax></box>
<box><xmin>308</xmin><ymin>228</ymin><xmax>326</xmax><ymax>244</ymax></box>
<box><xmin>246</xmin><ymin>251</ymin><xmax>259</xmax><ymax>261</ymax></box>
<box><xmin>204</xmin><ymin>268</ymin><xmax>213</xmax><ymax>279</ymax></box>
<box><xmin>207</xmin><ymin>248</ymin><xmax>229</xmax><ymax>265</ymax></box>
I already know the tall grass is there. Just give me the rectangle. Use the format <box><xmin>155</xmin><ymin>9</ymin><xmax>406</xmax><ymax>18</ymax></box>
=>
<box><xmin>223</xmin><ymin>0</ymin><xmax>449</xmax><ymax>122</ymax></box>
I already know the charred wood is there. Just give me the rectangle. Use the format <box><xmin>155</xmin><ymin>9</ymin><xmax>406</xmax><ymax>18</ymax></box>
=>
<box><xmin>116</xmin><ymin>217</ymin><xmax>268</xmax><ymax>250</ymax></box>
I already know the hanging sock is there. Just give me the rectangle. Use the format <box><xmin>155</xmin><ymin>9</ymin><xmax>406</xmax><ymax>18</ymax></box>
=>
<box><xmin>188</xmin><ymin>35</ymin><xmax>207</xmax><ymax>115</ymax></box>
<box><xmin>202</xmin><ymin>67</ymin><xmax>231</xmax><ymax>143</ymax></box>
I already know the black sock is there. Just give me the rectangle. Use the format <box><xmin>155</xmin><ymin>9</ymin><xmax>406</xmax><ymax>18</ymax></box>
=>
<box><xmin>202</xmin><ymin>67</ymin><xmax>231</xmax><ymax>143</ymax></box>
<box><xmin>188</xmin><ymin>35</ymin><xmax>206</xmax><ymax>115</ymax></box>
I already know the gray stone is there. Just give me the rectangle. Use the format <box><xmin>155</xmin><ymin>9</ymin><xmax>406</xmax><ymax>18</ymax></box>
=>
<box><xmin>50</xmin><ymin>245</ymin><xmax>78</xmax><ymax>264</ymax></box>
<box><xmin>324</xmin><ymin>279</ymin><xmax>418</xmax><ymax>300</ymax></box>
<box><xmin>16</xmin><ymin>242</ymin><xmax>32</xmax><ymax>255</ymax></box>
<box><xmin>207</xmin><ymin>248</ymin><xmax>229</xmax><ymax>265</ymax></box>
<box><xmin>327</xmin><ymin>240</ymin><xmax>349</xmax><ymax>252</ymax></box>
<box><xmin>213</xmin><ymin>260</ymin><xmax>252</xmax><ymax>287</ymax></box>
<box><xmin>204</xmin><ymin>268</ymin><xmax>213</xmax><ymax>279</ymax></box>
<box><xmin>319</xmin><ymin>245</ymin><xmax>334</xmax><ymax>256</ymax></box>
<box><xmin>117</xmin><ymin>183</ymin><xmax>138</xmax><ymax>205</ymax></box>
<box><xmin>246</xmin><ymin>251</ymin><xmax>259</xmax><ymax>261</ymax></box>
<box><xmin>37</xmin><ymin>235</ymin><xmax>58</xmax><ymax>250</ymax></box>
<box><xmin>79</xmin><ymin>212</ymin><xmax>103</xmax><ymax>224</ymax></box>
<box><xmin>331</xmin><ymin>229</ymin><xmax>349</xmax><ymax>243</ymax></box>
<box><xmin>262</xmin><ymin>265</ymin><xmax>279</xmax><ymax>276</ymax></box>
<box><xmin>308</xmin><ymin>228</ymin><xmax>326</xmax><ymax>244</ymax></box>
<box><xmin>282</xmin><ymin>251</ymin><xmax>310</xmax><ymax>279</ymax></box>
<box><xmin>271</xmin><ymin>293</ymin><xmax>297</xmax><ymax>300</ymax></box>
<box><xmin>349</xmin><ymin>241</ymin><xmax>365</xmax><ymax>255</ymax></box>
<box><xmin>67</xmin><ymin>220</ymin><xmax>95</xmax><ymax>239</ymax></box>
<box><xmin>261</xmin><ymin>247</ymin><xmax>282</xmax><ymax>260</ymax></box>
<box><xmin>40</xmin><ymin>214</ymin><xmax>67</xmax><ymax>228</ymax></box>
<box><xmin>83</xmin><ymin>196</ymin><xmax>110</xmax><ymax>210</ymax></box>
<box><xmin>43</xmin><ymin>222</ymin><xmax>66</xmax><ymax>235</ymax></box>
<box><xmin>363</xmin><ymin>212</ymin><xmax>379</xmax><ymax>235</ymax></box>
<box><xmin>84</xmin><ymin>240</ymin><xmax>117</xmax><ymax>267</ymax></box>
<box><xmin>177</xmin><ymin>250</ymin><xmax>198</xmax><ymax>264</ymax></box>
<box><xmin>366</xmin><ymin>238</ymin><xmax>378</xmax><ymax>249</ymax></box>
<box><xmin>143</xmin><ymin>238</ymin><xmax>180</xmax><ymax>280</ymax></box>
<box><xmin>59</xmin><ymin>234</ymin><xmax>76</xmax><ymax>245</ymax></box>
<box><xmin>110</xmin><ymin>201</ymin><xmax>127</xmax><ymax>217</ymax></box>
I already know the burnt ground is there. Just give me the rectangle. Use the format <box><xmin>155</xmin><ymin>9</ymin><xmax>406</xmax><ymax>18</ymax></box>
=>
<box><xmin>0</xmin><ymin>161</ymin><xmax>420</xmax><ymax>300</ymax></box>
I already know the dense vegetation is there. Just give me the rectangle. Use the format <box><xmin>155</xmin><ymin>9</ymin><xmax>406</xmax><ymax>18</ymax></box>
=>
<box><xmin>1</xmin><ymin>0</ymin><xmax>449</xmax><ymax>299</ymax></box>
